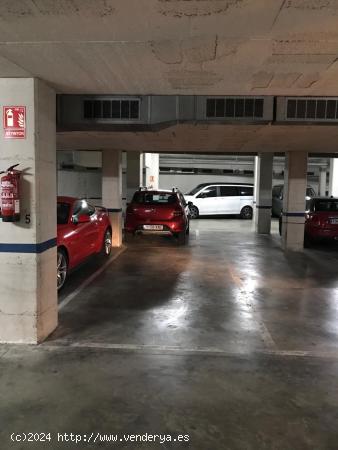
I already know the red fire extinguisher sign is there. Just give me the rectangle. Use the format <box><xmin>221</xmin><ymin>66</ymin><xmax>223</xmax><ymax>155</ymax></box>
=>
<box><xmin>3</xmin><ymin>106</ymin><xmax>26</xmax><ymax>139</ymax></box>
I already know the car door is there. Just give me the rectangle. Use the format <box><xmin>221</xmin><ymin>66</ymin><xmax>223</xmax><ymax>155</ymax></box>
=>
<box><xmin>178</xmin><ymin>191</ymin><xmax>189</xmax><ymax>223</ymax></box>
<box><xmin>218</xmin><ymin>186</ymin><xmax>240</xmax><ymax>214</ymax></box>
<box><xmin>194</xmin><ymin>186</ymin><xmax>219</xmax><ymax>215</ymax></box>
<box><xmin>71</xmin><ymin>200</ymin><xmax>98</xmax><ymax>263</ymax></box>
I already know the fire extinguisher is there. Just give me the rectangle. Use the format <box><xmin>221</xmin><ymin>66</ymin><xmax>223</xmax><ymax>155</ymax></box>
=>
<box><xmin>0</xmin><ymin>164</ymin><xmax>21</xmax><ymax>222</ymax></box>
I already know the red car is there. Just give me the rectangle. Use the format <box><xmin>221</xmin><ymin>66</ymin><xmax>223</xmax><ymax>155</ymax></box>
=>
<box><xmin>305</xmin><ymin>197</ymin><xmax>338</xmax><ymax>242</ymax></box>
<box><xmin>125</xmin><ymin>188</ymin><xmax>190</xmax><ymax>244</ymax></box>
<box><xmin>57</xmin><ymin>197</ymin><xmax>112</xmax><ymax>290</ymax></box>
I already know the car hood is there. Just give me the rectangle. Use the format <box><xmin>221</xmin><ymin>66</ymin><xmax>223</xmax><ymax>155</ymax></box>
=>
<box><xmin>184</xmin><ymin>195</ymin><xmax>194</xmax><ymax>202</ymax></box>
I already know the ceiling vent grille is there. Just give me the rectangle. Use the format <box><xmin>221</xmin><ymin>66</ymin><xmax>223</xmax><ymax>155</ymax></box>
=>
<box><xmin>206</xmin><ymin>97</ymin><xmax>264</xmax><ymax>119</ymax></box>
<box><xmin>83</xmin><ymin>99</ymin><xmax>140</xmax><ymax>120</ymax></box>
<box><xmin>286</xmin><ymin>98</ymin><xmax>338</xmax><ymax>121</ymax></box>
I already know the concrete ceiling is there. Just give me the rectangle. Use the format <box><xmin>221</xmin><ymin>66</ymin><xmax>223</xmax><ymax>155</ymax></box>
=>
<box><xmin>57</xmin><ymin>123</ymin><xmax>338</xmax><ymax>154</ymax></box>
<box><xmin>2</xmin><ymin>0</ymin><xmax>338</xmax><ymax>95</ymax></box>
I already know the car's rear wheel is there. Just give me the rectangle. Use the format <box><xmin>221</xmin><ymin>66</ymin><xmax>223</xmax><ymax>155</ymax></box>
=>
<box><xmin>177</xmin><ymin>230</ymin><xmax>187</xmax><ymax>245</ymax></box>
<box><xmin>101</xmin><ymin>229</ymin><xmax>112</xmax><ymax>257</ymax></box>
<box><xmin>189</xmin><ymin>205</ymin><xmax>199</xmax><ymax>219</ymax></box>
<box><xmin>57</xmin><ymin>248</ymin><xmax>68</xmax><ymax>291</ymax></box>
<box><xmin>240</xmin><ymin>206</ymin><xmax>253</xmax><ymax>220</ymax></box>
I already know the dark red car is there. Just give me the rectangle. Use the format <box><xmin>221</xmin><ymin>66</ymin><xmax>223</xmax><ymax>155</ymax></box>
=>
<box><xmin>125</xmin><ymin>188</ymin><xmax>190</xmax><ymax>244</ymax></box>
<box><xmin>305</xmin><ymin>197</ymin><xmax>338</xmax><ymax>242</ymax></box>
<box><xmin>57</xmin><ymin>197</ymin><xmax>112</xmax><ymax>290</ymax></box>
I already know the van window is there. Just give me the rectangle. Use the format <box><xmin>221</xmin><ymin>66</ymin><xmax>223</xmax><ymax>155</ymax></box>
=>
<box><xmin>239</xmin><ymin>186</ymin><xmax>253</xmax><ymax>196</ymax></box>
<box><xmin>186</xmin><ymin>184</ymin><xmax>206</xmax><ymax>195</ymax></box>
<box><xmin>197</xmin><ymin>187</ymin><xmax>218</xmax><ymax>198</ymax></box>
<box><xmin>220</xmin><ymin>186</ymin><xmax>238</xmax><ymax>196</ymax></box>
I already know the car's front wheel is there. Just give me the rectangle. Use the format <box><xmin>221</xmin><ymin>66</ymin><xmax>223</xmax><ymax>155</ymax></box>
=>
<box><xmin>101</xmin><ymin>228</ymin><xmax>112</xmax><ymax>257</ymax></box>
<box><xmin>57</xmin><ymin>248</ymin><xmax>68</xmax><ymax>291</ymax></box>
<box><xmin>189</xmin><ymin>205</ymin><xmax>199</xmax><ymax>219</ymax></box>
<box><xmin>240</xmin><ymin>206</ymin><xmax>253</xmax><ymax>220</ymax></box>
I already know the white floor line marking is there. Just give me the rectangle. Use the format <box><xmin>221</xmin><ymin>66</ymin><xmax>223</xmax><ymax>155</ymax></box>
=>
<box><xmin>0</xmin><ymin>348</ymin><xmax>9</xmax><ymax>359</ymax></box>
<box><xmin>258</xmin><ymin>321</ymin><xmax>277</xmax><ymax>350</ymax></box>
<box><xmin>58</xmin><ymin>247</ymin><xmax>126</xmax><ymax>311</ymax></box>
<box><xmin>227</xmin><ymin>263</ymin><xmax>278</xmax><ymax>351</ymax></box>
<box><xmin>43</xmin><ymin>341</ymin><xmax>338</xmax><ymax>360</ymax></box>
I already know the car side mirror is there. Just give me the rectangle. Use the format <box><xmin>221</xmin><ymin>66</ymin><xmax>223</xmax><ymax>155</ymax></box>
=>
<box><xmin>197</xmin><ymin>193</ymin><xmax>206</xmax><ymax>199</ymax></box>
<box><xmin>72</xmin><ymin>214</ymin><xmax>90</xmax><ymax>224</ymax></box>
<box><xmin>78</xmin><ymin>214</ymin><xmax>91</xmax><ymax>224</ymax></box>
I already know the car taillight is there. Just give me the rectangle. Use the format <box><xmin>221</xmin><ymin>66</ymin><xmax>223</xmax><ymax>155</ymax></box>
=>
<box><xmin>310</xmin><ymin>214</ymin><xmax>321</xmax><ymax>227</ymax></box>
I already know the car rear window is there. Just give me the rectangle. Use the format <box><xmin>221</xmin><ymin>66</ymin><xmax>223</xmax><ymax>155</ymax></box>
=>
<box><xmin>314</xmin><ymin>200</ymin><xmax>338</xmax><ymax>212</ymax></box>
<box><xmin>132</xmin><ymin>192</ymin><xmax>178</xmax><ymax>205</ymax></box>
<box><xmin>57</xmin><ymin>202</ymin><xmax>70</xmax><ymax>225</ymax></box>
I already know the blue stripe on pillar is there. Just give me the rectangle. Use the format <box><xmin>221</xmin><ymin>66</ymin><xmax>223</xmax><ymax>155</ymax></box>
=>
<box><xmin>0</xmin><ymin>237</ymin><xmax>57</xmax><ymax>254</ymax></box>
<box><xmin>283</xmin><ymin>212</ymin><xmax>305</xmax><ymax>217</ymax></box>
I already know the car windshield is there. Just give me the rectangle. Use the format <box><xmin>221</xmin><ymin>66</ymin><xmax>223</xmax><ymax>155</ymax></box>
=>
<box><xmin>133</xmin><ymin>192</ymin><xmax>178</xmax><ymax>205</ymax></box>
<box><xmin>57</xmin><ymin>202</ymin><xmax>71</xmax><ymax>224</ymax></box>
<box><xmin>314</xmin><ymin>200</ymin><xmax>338</xmax><ymax>212</ymax></box>
<box><xmin>185</xmin><ymin>184</ymin><xmax>206</xmax><ymax>195</ymax></box>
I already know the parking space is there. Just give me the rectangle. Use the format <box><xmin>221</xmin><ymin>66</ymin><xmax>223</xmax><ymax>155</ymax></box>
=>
<box><xmin>50</xmin><ymin>218</ymin><xmax>338</xmax><ymax>357</ymax></box>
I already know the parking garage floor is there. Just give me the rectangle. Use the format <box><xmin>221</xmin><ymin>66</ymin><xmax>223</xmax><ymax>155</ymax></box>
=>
<box><xmin>2</xmin><ymin>219</ymin><xmax>338</xmax><ymax>449</ymax></box>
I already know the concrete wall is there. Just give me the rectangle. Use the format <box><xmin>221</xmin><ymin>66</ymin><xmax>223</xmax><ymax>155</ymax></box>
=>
<box><xmin>58</xmin><ymin>170</ymin><xmax>102</xmax><ymax>201</ymax></box>
<box><xmin>159</xmin><ymin>173</ymin><xmax>319</xmax><ymax>195</ymax></box>
<box><xmin>57</xmin><ymin>170</ymin><xmax>320</xmax><ymax>200</ymax></box>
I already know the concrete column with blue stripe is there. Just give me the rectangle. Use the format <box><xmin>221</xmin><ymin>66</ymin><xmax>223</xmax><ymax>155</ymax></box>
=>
<box><xmin>255</xmin><ymin>153</ymin><xmax>273</xmax><ymax>234</ymax></box>
<box><xmin>0</xmin><ymin>78</ymin><xmax>57</xmax><ymax>343</ymax></box>
<box><xmin>126</xmin><ymin>152</ymin><xmax>143</xmax><ymax>203</ymax></box>
<box><xmin>102</xmin><ymin>150</ymin><xmax>123</xmax><ymax>247</ymax></box>
<box><xmin>282</xmin><ymin>151</ymin><xmax>308</xmax><ymax>251</ymax></box>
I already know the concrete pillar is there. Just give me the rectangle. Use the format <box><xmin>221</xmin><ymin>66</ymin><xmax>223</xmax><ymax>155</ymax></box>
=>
<box><xmin>0</xmin><ymin>78</ymin><xmax>57</xmax><ymax>343</ymax></box>
<box><xmin>144</xmin><ymin>153</ymin><xmax>159</xmax><ymax>189</ymax></box>
<box><xmin>102</xmin><ymin>150</ymin><xmax>123</xmax><ymax>247</ymax></box>
<box><xmin>319</xmin><ymin>168</ymin><xmax>327</xmax><ymax>197</ymax></box>
<box><xmin>255</xmin><ymin>153</ymin><xmax>273</xmax><ymax>234</ymax></box>
<box><xmin>126</xmin><ymin>152</ymin><xmax>142</xmax><ymax>202</ymax></box>
<box><xmin>253</xmin><ymin>156</ymin><xmax>259</xmax><ymax>222</ymax></box>
<box><xmin>122</xmin><ymin>151</ymin><xmax>127</xmax><ymax>215</ymax></box>
<box><xmin>282</xmin><ymin>152</ymin><xmax>308</xmax><ymax>251</ymax></box>
<box><xmin>329</xmin><ymin>158</ymin><xmax>338</xmax><ymax>196</ymax></box>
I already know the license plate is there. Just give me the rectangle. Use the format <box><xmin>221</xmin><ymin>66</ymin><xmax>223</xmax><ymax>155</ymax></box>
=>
<box><xmin>330</xmin><ymin>218</ymin><xmax>338</xmax><ymax>224</ymax></box>
<box><xmin>143</xmin><ymin>225</ymin><xmax>163</xmax><ymax>230</ymax></box>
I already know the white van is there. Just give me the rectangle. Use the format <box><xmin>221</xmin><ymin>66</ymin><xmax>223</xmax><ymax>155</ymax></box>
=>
<box><xmin>184</xmin><ymin>183</ymin><xmax>254</xmax><ymax>219</ymax></box>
